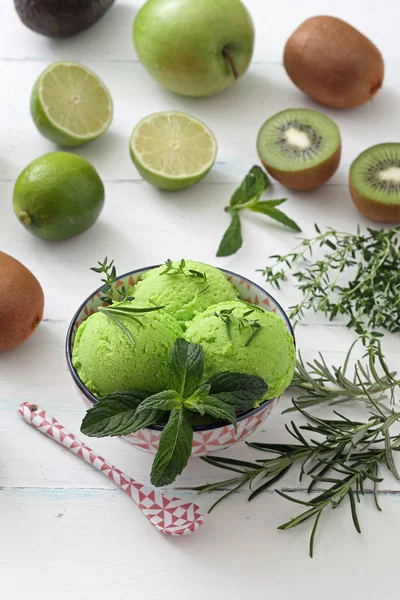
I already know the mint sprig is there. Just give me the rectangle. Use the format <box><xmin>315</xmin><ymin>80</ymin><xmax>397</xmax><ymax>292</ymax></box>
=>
<box><xmin>217</xmin><ymin>166</ymin><xmax>301</xmax><ymax>257</ymax></box>
<box><xmin>81</xmin><ymin>338</ymin><xmax>268</xmax><ymax>487</ymax></box>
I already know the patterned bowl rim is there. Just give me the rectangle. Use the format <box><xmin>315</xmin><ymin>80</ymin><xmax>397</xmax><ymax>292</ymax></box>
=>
<box><xmin>65</xmin><ymin>265</ymin><xmax>295</xmax><ymax>432</ymax></box>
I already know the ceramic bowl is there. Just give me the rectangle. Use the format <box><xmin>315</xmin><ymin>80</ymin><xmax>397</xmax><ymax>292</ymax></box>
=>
<box><xmin>66</xmin><ymin>266</ymin><xmax>294</xmax><ymax>457</ymax></box>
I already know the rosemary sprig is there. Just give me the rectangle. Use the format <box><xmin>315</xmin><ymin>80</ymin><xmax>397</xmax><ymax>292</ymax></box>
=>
<box><xmin>198</xmin><ymin>403</ymin><xmax>400</xmax><ymax>556</ymax></box>
<box><xmin>159</xmin><ymin>259</ymin><xmax>209</xmax><ymax>294</ymax></box>
<box><xmin>198</xmin><ymin>342</ymin><xmax>400</xmax><ymax>556</ymax></box>
<box><xmin>289</xmin><ymin>339</ymin><xmax>400</xmax><ymax>412</ymax></box>
<box><xmin>91</xmin><ymin>257</ymin><xmax>134</xmax><ymax>304</ymax></box>
<box><xmin>98</xmin><ymin>302</ymin><xmax>164</xmax><ymax>346</ymax></box>
<box><xmin>259</xmin><ymin>225</ymin><xmax>400</xmax><ymax>340</ymax></box>
<box><xmin>214</xmin><ymin>307</ymin><xmax>263</xmax><ymax>347</ymax></box>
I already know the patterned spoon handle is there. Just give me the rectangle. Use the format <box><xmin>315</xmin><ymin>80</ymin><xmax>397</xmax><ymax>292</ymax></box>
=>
<box><xmin>18</xmin><ymin>402</ymin><xmax>204</xmax><ymax>535</ymax></box>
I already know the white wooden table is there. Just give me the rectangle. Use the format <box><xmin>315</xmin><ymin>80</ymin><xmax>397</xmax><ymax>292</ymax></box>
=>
<box><xmin>1</xmin><ymin>1</ymin><xmax>400</xmax><ymax>598</ymax></box>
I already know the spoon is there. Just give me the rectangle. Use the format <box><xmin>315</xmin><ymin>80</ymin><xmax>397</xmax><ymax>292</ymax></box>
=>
<box><xmin>18</xmin><ymin>402</ymin><xmax>204</xmax><ymax>536</ymax></box>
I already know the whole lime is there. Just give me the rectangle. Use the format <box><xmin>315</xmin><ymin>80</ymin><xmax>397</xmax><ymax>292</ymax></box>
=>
<box><xmin>13</xmin><ymin>152</ymin><xmax>105</xmax><ymax>241</ymax></box>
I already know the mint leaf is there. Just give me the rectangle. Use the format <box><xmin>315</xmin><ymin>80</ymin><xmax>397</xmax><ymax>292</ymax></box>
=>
<box><xmin>183</xmin><ymin>383</ymin><xmax>211</xmax><ymax>413</ymax></box>
<box><xmin>230</xmin><ymin>166</ymin><xmax>270</xmax><ymax>208</ymax></box>
<box><xmin>150</xmin><ymin>409</ymin><xmax>193</xmax><ymax>487</ymax></box>
<box><xmin>126</xmin><ymin>390</ymin><xmax>183</xmax><ymax>435</ymax></box>
<box><xmin>249</xmin><ymin>204</ymin><xmax>301</xmax><ymax>232</ymax></box>
<box><xmin>207</xmin><ymin>372</ymin><xmax>268</xmax><ymax>410</ymax></box>
<box><xmin>128</xmin><ymin>407</ymin><xmax>163</xmax><ymax>433</ymax></box>
<box><xmin>169</xmin><ymin>338</ymin><xmax>204</xmax><ymax>398</ymax></box>
<box><xmin>80</xmin><ymin>390</ymin><xmax>148</xmax><ymax>437</ymax></box>
<box><xmin>250</xmin><ymin>198</ymin><xmax>288</xmax><ymax>210</ymax></box>
<box><xmin>216</xmin><ymin>209</ymin><xmax>243</xmax><ymax>257</ymax></box>
<box><xmin>140</xmin><ymin>390</ymin><xmax>183</xmax><ymax>411</ymax></box>
<box><xmin>188</xmin><ymin>394</ymin><xmax>238</xmax><ymax>428</ymax></box>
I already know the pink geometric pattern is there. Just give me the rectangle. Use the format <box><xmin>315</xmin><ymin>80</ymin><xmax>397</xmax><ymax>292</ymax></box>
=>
<box><xmin>69</xmin><ymin>267</ymin><xmax>292</xmax><ymax>457</ymax></box>
<box><xmin>18</xmin><ymin>402</ymin><xmax>204</xmax><ymax>536</ymax></box>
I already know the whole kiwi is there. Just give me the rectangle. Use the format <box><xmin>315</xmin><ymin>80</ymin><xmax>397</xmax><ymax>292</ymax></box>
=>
<box><xmin>284</xmin><ymin>16</ymin><xmax>384</xmax><ymax>109</ymax></box>
<box><xmin>0</xmin><ymin>252</ymin><xmax>44</xmax><ymax>350</ymax></box>
<box><xmin>14</xmin><ymin>0</ymin><xmax>115</xmax><ymax>38</ymax></box>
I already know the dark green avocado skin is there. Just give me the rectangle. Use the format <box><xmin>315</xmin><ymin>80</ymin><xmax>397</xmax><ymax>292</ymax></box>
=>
<box><xmin>14</xmin><ymin>0</ymin><xmax>115</xmax><ymax>38</ymax></box>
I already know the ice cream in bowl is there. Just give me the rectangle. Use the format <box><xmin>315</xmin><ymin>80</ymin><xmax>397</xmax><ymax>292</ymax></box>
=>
<box><xmin>66</xmin><ymin>260</ymin><xmax>295</xmax><ymax>487</ymax></box>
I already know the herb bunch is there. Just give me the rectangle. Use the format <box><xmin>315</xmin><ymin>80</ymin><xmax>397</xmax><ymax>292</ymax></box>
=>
<box><xmin>91</xmin><ymin>257</ymin><xmax>133</xmax><ymax>304</ymax></box>
<box><xmin>214</xmin><ymin>307</ymin><xmax>263</xmax><ymax>347</ymax></box>
<box><xmin>91</xmin><ymin>258</ymin><xmax>163</xmax><ymax>345</ymax></box>
<box><xmin>197</xmin><ymin>343</ymin><xmax>400</xmax><ymax>556</ymax></box>
<box><xmin>290</xmin><ymin>339</ymin><xmax>400</xmax><ymax>412</ymax></box>
<box><xmin>217</xmin><ymin>166</ymin><xmax>301</xmax><ymax>257</ymax></box>
<box><xmin>81</xmin><ymin>338</ymin><xmax>268</xmax><ymax>487</ymax></box>
<box><xmin>260</xmin><ymin>225</ymin><xmax>400</xmax><ymax>339</ymax></box>
<box><xmin>160</xmin><ymin>259</ymin><xmax>209</xmax><ymax>293</ymax></box>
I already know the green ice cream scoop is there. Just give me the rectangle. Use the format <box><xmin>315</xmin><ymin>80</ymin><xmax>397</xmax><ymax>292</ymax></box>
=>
<box><xmin>185</xmin><ymin>300</ymin><xmax>296</xmax><ymax>400</ymax></box>
<box><xmin>72</xmin><ymin>302</ymin><xmax>183</xmax><ymax>397</ymax></box>
<box><xmin>133</xmin><ymin>260</ymin><xmax>238</xmax><ymax>326</ymax></box>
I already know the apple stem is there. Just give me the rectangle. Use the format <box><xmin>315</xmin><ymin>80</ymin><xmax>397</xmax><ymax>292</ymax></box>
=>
<box><xmin>222</xmin><ymin>46</ymin><xmax>239</xmax><ymax>80</ymax></box>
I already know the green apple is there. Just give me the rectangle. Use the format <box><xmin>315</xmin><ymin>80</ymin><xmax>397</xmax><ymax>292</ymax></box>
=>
<box><xmin>133</xmin><ymin>0</ymin><xmax>255</xmax><ymax>97</ymax></box>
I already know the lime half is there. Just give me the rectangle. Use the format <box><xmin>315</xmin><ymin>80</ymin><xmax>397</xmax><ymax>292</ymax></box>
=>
<box><xmin>31</xmin><ymin>62</ymin><xmax>113</xmax><ymax>147</ymax></box>
<box><xmin>129</xmin><ymin>111</ymin><xmax>217</xmax><ymax>191</ymax></box>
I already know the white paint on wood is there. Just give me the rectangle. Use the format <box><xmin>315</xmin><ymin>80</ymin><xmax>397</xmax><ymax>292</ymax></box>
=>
<box><xmin>1</xmin><ymin>1</ymin><xmax>399</xmax><ymax>597</ymax></box>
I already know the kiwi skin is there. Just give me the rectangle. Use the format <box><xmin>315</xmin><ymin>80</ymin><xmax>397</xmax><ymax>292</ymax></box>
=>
<box><xmin>0</xmin><ymin>252</ymin><xmax>44</xmax><ymax>351</ymax></box>
<box><xmin>284</xmin><ymin>16</ymin><xmax>384</xmax><ymax>109</ymax></box>
<box><xmin>350</xmin><ymin>182</ymin><xmax>400</xmax><ymax>223</ymax></box>
<box><xmin>349</xmin><ymin>179</ymin><xmax>400</xmax><ymax>223</ymax></box>
<box><xmin>261</xmin><ymin>146</ymin><xmax>341</xmax><ymax>192</ymax></box>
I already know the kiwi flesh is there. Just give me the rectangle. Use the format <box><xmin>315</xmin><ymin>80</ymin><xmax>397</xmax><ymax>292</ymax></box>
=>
<box><xmin>14</xmin><ymin>0</ymin><xmax>115</xmax><ymax>38</ymax></box>
<box><xmin>257</xmin><ymin>108</ymin><xmax>341</xmax><ymax>191</ymax></box>
<box><xmin>350</xmin><ymin>143</ymin><xmax>400</xmax><ymax>223</ymax></box>
<box><xmin>284</xmin><ymin>16</ymin><xmax>384</xmax><ymax>109</ymax></box>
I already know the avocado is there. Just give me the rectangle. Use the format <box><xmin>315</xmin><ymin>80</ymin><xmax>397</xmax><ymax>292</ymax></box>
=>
<box><xmin>14</xmin><ymin>0</ymin><xmax>115</xmax><ymax>38</ymax></box>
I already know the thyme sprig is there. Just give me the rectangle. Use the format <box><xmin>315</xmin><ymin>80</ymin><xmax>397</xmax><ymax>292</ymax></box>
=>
<box><xmin>160</xmin><ymin>259</ymin><xmax>209</xmax><ymax>293</ymax></box>
<box><xmin>214</xmin><ymin>307</ymin><xmax>263</xmax><ymax>347</ymax></box>
<box><xmin>91</xmin><ymin>258</ymin><xmax>163</xmax><ymax>345</ymax></box>
<box><xmin>91</xmin><ymin>257</ymin><xmax>134</xmax><ymax>304</ymax></box>
<box><xmin>259</xmin><ymin>225</ymin><xmax>400</xmax><ymax>340</ymax></box>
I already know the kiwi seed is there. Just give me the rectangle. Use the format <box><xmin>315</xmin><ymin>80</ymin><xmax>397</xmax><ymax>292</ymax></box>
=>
<box><xmin>257</xmin><ymin>108</ymin><xmax>341</xmax><ymax>191</ymax></box>
<box><xmin>349</xmin><ymin>143</ymin><xmax>400</xmax><ymax>223</ymax></box>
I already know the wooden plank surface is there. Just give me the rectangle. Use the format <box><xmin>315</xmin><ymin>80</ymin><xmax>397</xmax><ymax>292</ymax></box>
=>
<box><xmin>0</xmin><ymin>1</ymin><xmax>399</xmax><ymax>598</ymax></box>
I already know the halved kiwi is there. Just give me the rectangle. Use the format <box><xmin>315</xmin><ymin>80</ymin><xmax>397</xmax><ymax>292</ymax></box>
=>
<box><xmin>256</xmin><ymin>108</ymin><xmax>341</xmax><ymax>191</ymax></box>
<box><xmin>350</xmin><ymin>143</ymin><xmax>400</xmax><ymax>223</ymax></box>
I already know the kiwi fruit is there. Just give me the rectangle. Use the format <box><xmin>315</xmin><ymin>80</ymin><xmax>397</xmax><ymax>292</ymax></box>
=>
<box><xmin>14</xmin><ymin>0</ymin><xmax>115</xmax><ymax>38</ymax></box>
<box><xmin>256</xmin><ymin>108</ymin><xmax>341</xmax><ymax>191</ymax></box>
<box><xmin>284</xmin><ymin>16</ymin><xmax>384</xmax><ymax>109</ymax></box>
<box><xmin>0</xmin><ymin>252</ymin><xmax>44</xmax><ymax>351</ymax></box>
<box><xmin>349</xmin><ymin>143</ymin><xmax>400</xmax><ymax>223</ymax></box>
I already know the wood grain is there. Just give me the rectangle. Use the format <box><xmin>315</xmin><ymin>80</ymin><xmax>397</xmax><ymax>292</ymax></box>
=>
<box><xmin>1</xmin><ymin>0</ymin><xmax>399</xmax><ymax>597</ymax></box>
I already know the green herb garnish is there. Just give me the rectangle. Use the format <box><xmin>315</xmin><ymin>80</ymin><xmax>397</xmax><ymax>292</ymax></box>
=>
<box><xmin>91</xmin><ymin>257</ymin><xmax>134</xmax><ymax>304</ymax></box>
<box><xmin>197</xmin><ymin>341</ymin><xmax>400</xmax><ymax>557</ymax></box>
<box><xmin>98</xmin><ymin>302</ymin><xmax>165</xmax><ymax>346</ymax></box>
<box><xmin>81</xmin><ymin>339</ymin><xmax>268</xmax><ymax>487</ymax></box>
<box><xmin>260</xmin><ymin>225</ymin><xmax>400</xmax><ymax>340</ymax></box>
<box><xmin>160</xmin><ymin>259</ymin><xmax>209</xmax><ymax>293</ymax></box>
<box><xmin>214</xmin><ymin>307</ymin><xmax>262</xmax><ymax>347</ymax></box>
<box><xmin>216</xmin><ymin>166</ymin><xmax>301</xmax><ymax>257</ymax></box>
<box><xmin>289</xmin><ymin>338</ymin><xmax>400</xmax><ymax>412</ymax></box>
<box><xmin>91</xmin><ymin>258</ymin><xmax>164</xmax><ymax>346</ymax></box>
